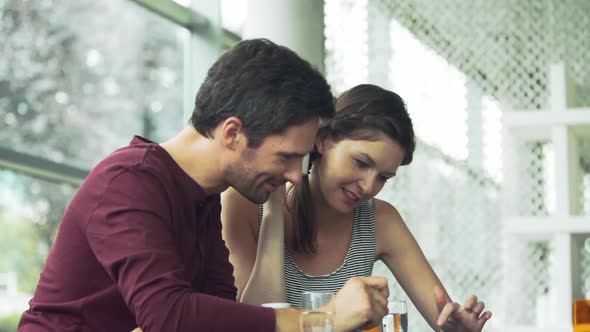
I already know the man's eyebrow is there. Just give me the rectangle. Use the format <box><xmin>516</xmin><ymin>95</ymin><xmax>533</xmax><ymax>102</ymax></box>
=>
<box><xmin>277</xmin><ymin>151</ymin><xmax>308</xmax><ymax>159</ymax></box>
<box><xmin>359</xmin><ymin>152</ymin><xmax>396</xmax><ymax>176</ymax></box>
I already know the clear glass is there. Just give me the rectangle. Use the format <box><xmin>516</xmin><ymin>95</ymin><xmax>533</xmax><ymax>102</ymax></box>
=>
<box><xmin>382</xmin><ymin>301</ymin><xmax>408</xmax><ymax>332</ymax></box>
<box><xmin>300</xmin><ymin>291</ymin><xmax>334</xmax><ymax>311</ymax></box>
<box><xmin>300</xmin><ymin>291</ymin><xmax>335</xmax><ymax>332</ymax></box>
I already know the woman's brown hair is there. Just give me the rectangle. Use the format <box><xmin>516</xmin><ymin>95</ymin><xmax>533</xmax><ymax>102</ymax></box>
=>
<box><xmin>287</xmin><ymin>84</ymin><xmax>416</xmax><ymax>254</ymax></box>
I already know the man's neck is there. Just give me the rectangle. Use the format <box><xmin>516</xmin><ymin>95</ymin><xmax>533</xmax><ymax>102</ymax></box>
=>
<box><xmin>160</xmin><ymin>126</ymin><xmax>228</xmax><ymax>196</ymax></box>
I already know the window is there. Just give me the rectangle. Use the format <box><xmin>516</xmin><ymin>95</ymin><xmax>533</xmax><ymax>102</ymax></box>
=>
<box><xmin>0</xmin><ymin>0</ymin><xmax>187</xmax><ymax>169</ymax></box>
<box><xmin>0</xmin><ymin>1</ymin><xmax>229</xmax><ymax>330</ymax></box>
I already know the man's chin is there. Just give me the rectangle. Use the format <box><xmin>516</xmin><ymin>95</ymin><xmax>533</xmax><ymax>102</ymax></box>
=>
<box><xmin>255</xmin><ymin>192</ymin><xmax>271</xmax><ymax>204</ymax></box>
<box><xmin>239</xmin><ymin>190</ymin><xmax>268</xmax><ymax>205</ymax></box>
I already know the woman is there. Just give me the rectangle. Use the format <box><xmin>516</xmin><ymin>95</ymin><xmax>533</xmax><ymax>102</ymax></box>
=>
<box><xmin>221</xmin><ymin>84</ymin><xmax>492</xmax><ymax>331</ymax></box>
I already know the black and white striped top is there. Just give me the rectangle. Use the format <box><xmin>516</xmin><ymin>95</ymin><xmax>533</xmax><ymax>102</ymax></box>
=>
<box><xmin>258</xmin><ymin>199</ymin><xmax>377</xmax><ymax>308</ymax></box>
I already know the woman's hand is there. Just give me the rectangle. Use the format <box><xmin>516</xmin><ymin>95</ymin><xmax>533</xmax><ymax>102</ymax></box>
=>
<box><xmin>262</xmin><ymin>183</ymin><xmax>286</xmax><ymax>219</ymax></box>
<box><xmin>434</xmin><ymin>286</ymin><xmax>492</xmax><ymax>332</ymax></box>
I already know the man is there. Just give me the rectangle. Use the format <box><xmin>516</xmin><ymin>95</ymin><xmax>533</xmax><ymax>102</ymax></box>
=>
<box><xmin>19</xmin><ymin>39</ymin><xmax>389</xmax><ymax>331</ymax></box>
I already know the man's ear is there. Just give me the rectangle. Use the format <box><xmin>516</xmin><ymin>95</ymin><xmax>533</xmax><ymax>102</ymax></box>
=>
<box><xmin>315</xmin><ymin>129</ymin><xmax>331</xmax><ymax>154</ymax></box>
<box><xmin>220</xmin><ymin>116</ymin><xmax>246</xmax><ymax>150</ymax></box>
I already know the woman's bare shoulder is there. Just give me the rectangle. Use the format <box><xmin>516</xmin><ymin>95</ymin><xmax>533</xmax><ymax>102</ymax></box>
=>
<box><xmin>373</xmin><ymin>198</ymin><xmax>403</xmax><ymax>227</ymax></box>
<box><xmin>221</xmin><ymin>187</ymin><xmax>260</xmax><ymax>231</ymax></box>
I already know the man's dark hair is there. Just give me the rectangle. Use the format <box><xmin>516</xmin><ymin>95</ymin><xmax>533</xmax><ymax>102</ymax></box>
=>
<box><xmin>191</xmin><ymin>38</ymin><xmax>335</xmax><ymax>147</ymax></box>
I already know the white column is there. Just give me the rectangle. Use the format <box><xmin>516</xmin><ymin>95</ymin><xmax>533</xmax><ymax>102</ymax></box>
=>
<box><xmin>501</xmin><ymin>122</ymin><xmax>520</xmax><ymax>216</ymax></box>
<box><xmin>550</xmin><ymin>64</ymin><xmax>571</xmax><ymax>216</ymax></box>
<box><xmin>243</xmin><ymin>0</ymin><xmax>325</xmax><ymax>73</ymax></box>
<box><xmin>547</xmin><ymin>64</ymin><xmax>573</xmax><ymax>327</ymax></box>
<box><xmin>553</xmin><ymin>126</ymin><xmax>571</xmax><ymax>216</ymax></box>
<box><xmin>548</xmin><ymin>234</ymin><xmax>573</xmax><ymax>327</ymax></box>
<box><xmin>184</xmin><ymin>1</ymin><xmax>222</xmax><ymax>122</ymax></box>
<box><xmin>500</xmin><ymin>123</ymin><xmax>522</xmax><ymax>326</ymax></box>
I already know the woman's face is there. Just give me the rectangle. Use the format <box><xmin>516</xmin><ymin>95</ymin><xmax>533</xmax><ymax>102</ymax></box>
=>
<box><xmin>315</xmin><ymin>132</ymin><xmax>406</xmax><ymax>213</ymax></box>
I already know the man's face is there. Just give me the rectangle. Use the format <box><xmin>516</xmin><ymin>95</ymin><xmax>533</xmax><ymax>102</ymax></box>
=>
<box><xmin>224</xmin><ymin>119</ymin><xmax>319</xmax><ymax>204</ymax></box>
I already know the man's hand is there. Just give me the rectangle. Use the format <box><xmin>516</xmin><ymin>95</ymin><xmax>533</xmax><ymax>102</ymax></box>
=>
<box><xmin>434</xmin><ymin>286</ymin><xmax>492</xmax><ymax>332</ymax></box>
<box><xmin>329</xmin><ymin>276</ymin><xmax>389</xmax><ymax>332</ymax></box>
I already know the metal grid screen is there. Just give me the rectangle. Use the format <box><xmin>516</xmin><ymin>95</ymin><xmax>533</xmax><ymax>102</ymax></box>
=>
<box><xmin>325</xmin><ymin>0</ymin><xmax>590</xmax><ymax>330</ymax></box>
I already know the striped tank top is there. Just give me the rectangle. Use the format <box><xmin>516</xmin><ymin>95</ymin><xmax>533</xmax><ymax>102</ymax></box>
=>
<box><xmin>258</xmin><ymin>199</ymin><xmax>377</xmax><ymax>308</ymax></box>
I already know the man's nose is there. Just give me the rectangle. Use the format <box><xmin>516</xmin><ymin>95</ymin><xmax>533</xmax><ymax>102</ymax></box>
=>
<box><xmin>283</xmin><ymin>159</ymin><xmax>304</xmax><ymax>185</ymax></box>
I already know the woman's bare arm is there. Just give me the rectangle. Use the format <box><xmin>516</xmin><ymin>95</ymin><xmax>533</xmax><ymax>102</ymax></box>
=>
<box><xmin>221</xmin><ymin>187</ymin><xmax>286</xmax><ymax>304</ymax></box>
<box><xmin>375</xmin><ymin>199</ymin><xmax>491</xmax><ymax>331</ymax></box>
<box><xmin>375</xmin><ymin>199</ymin><xmax>451</xmax><ymax>330</ymax></box>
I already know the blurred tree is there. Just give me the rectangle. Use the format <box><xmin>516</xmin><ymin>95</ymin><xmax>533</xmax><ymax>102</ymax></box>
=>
<box><xmin>0</xmin><ymin>0</ymin><xmax>186</xmax><ymax>294</ymax></box>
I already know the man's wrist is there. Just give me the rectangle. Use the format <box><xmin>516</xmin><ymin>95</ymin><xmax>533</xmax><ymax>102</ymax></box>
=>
<box><xmin>275</xmin><ymin>308</ymin><xmax>301</xmax><ymax>332</ymax></box>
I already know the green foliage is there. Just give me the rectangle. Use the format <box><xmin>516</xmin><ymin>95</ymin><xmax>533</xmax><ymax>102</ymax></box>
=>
<box><xmin>0</xmin><ymin>204</ymin><xmax>47</xmax><ymax>294</ymax></box>
<box><xmin>0</xmin><ymin>313</ymin><xmax>21</xmax><ymax>332</ymax></box>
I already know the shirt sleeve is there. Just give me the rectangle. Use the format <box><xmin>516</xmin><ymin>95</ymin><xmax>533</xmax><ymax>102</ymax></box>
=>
<box><xmin>85</xmin><ymin>167</ymin><xmax>276</xmax><ymax>331</ymax></box>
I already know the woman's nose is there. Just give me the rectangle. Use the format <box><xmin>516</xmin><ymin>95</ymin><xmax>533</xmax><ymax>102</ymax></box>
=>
<box><xmin>359</xmin><ymin>175</ymin><xmax>378</xmax><ymax>195</ymax></box>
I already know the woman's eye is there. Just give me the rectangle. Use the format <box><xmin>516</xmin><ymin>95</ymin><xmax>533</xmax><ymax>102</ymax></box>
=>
<box><xmin>355</xmin><ymin>159</ymin><xmax>368</xmax><ymax>168</ymax></box>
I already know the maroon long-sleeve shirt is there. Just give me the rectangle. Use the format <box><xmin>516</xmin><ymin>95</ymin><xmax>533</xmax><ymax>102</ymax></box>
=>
<box><xmin>19</xmin><ymin>136</ymin><xmax>275</xmax><ymax>331</ymax></box>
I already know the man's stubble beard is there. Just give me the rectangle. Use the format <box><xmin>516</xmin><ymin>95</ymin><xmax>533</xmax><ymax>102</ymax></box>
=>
<box><xmin>223</xmin><ymin>156</ymin><xmax>269</xmax><ymax>205</ymax></box>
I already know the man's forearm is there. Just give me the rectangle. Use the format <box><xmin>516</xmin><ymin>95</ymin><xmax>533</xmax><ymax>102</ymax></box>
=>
<box><xmin>275</xmin><ymin>308</ymin><xmax>301</xmax><ymax>332</ymax></box>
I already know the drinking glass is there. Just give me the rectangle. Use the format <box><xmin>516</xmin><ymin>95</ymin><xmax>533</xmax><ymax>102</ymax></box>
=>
<box><xmin>382</xmin><ymin>300</ymin><xmax>408</xmax><ymax>332</ymax></box>
<box><xmin>300</xmin><ymin>291</ymin><xmax>335</xmax><ymax>332</ymax></box>
<box><xmin>300</xmin><ymin>291</ymin><xmax>334</xmax><ymax>310</ymax></box>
